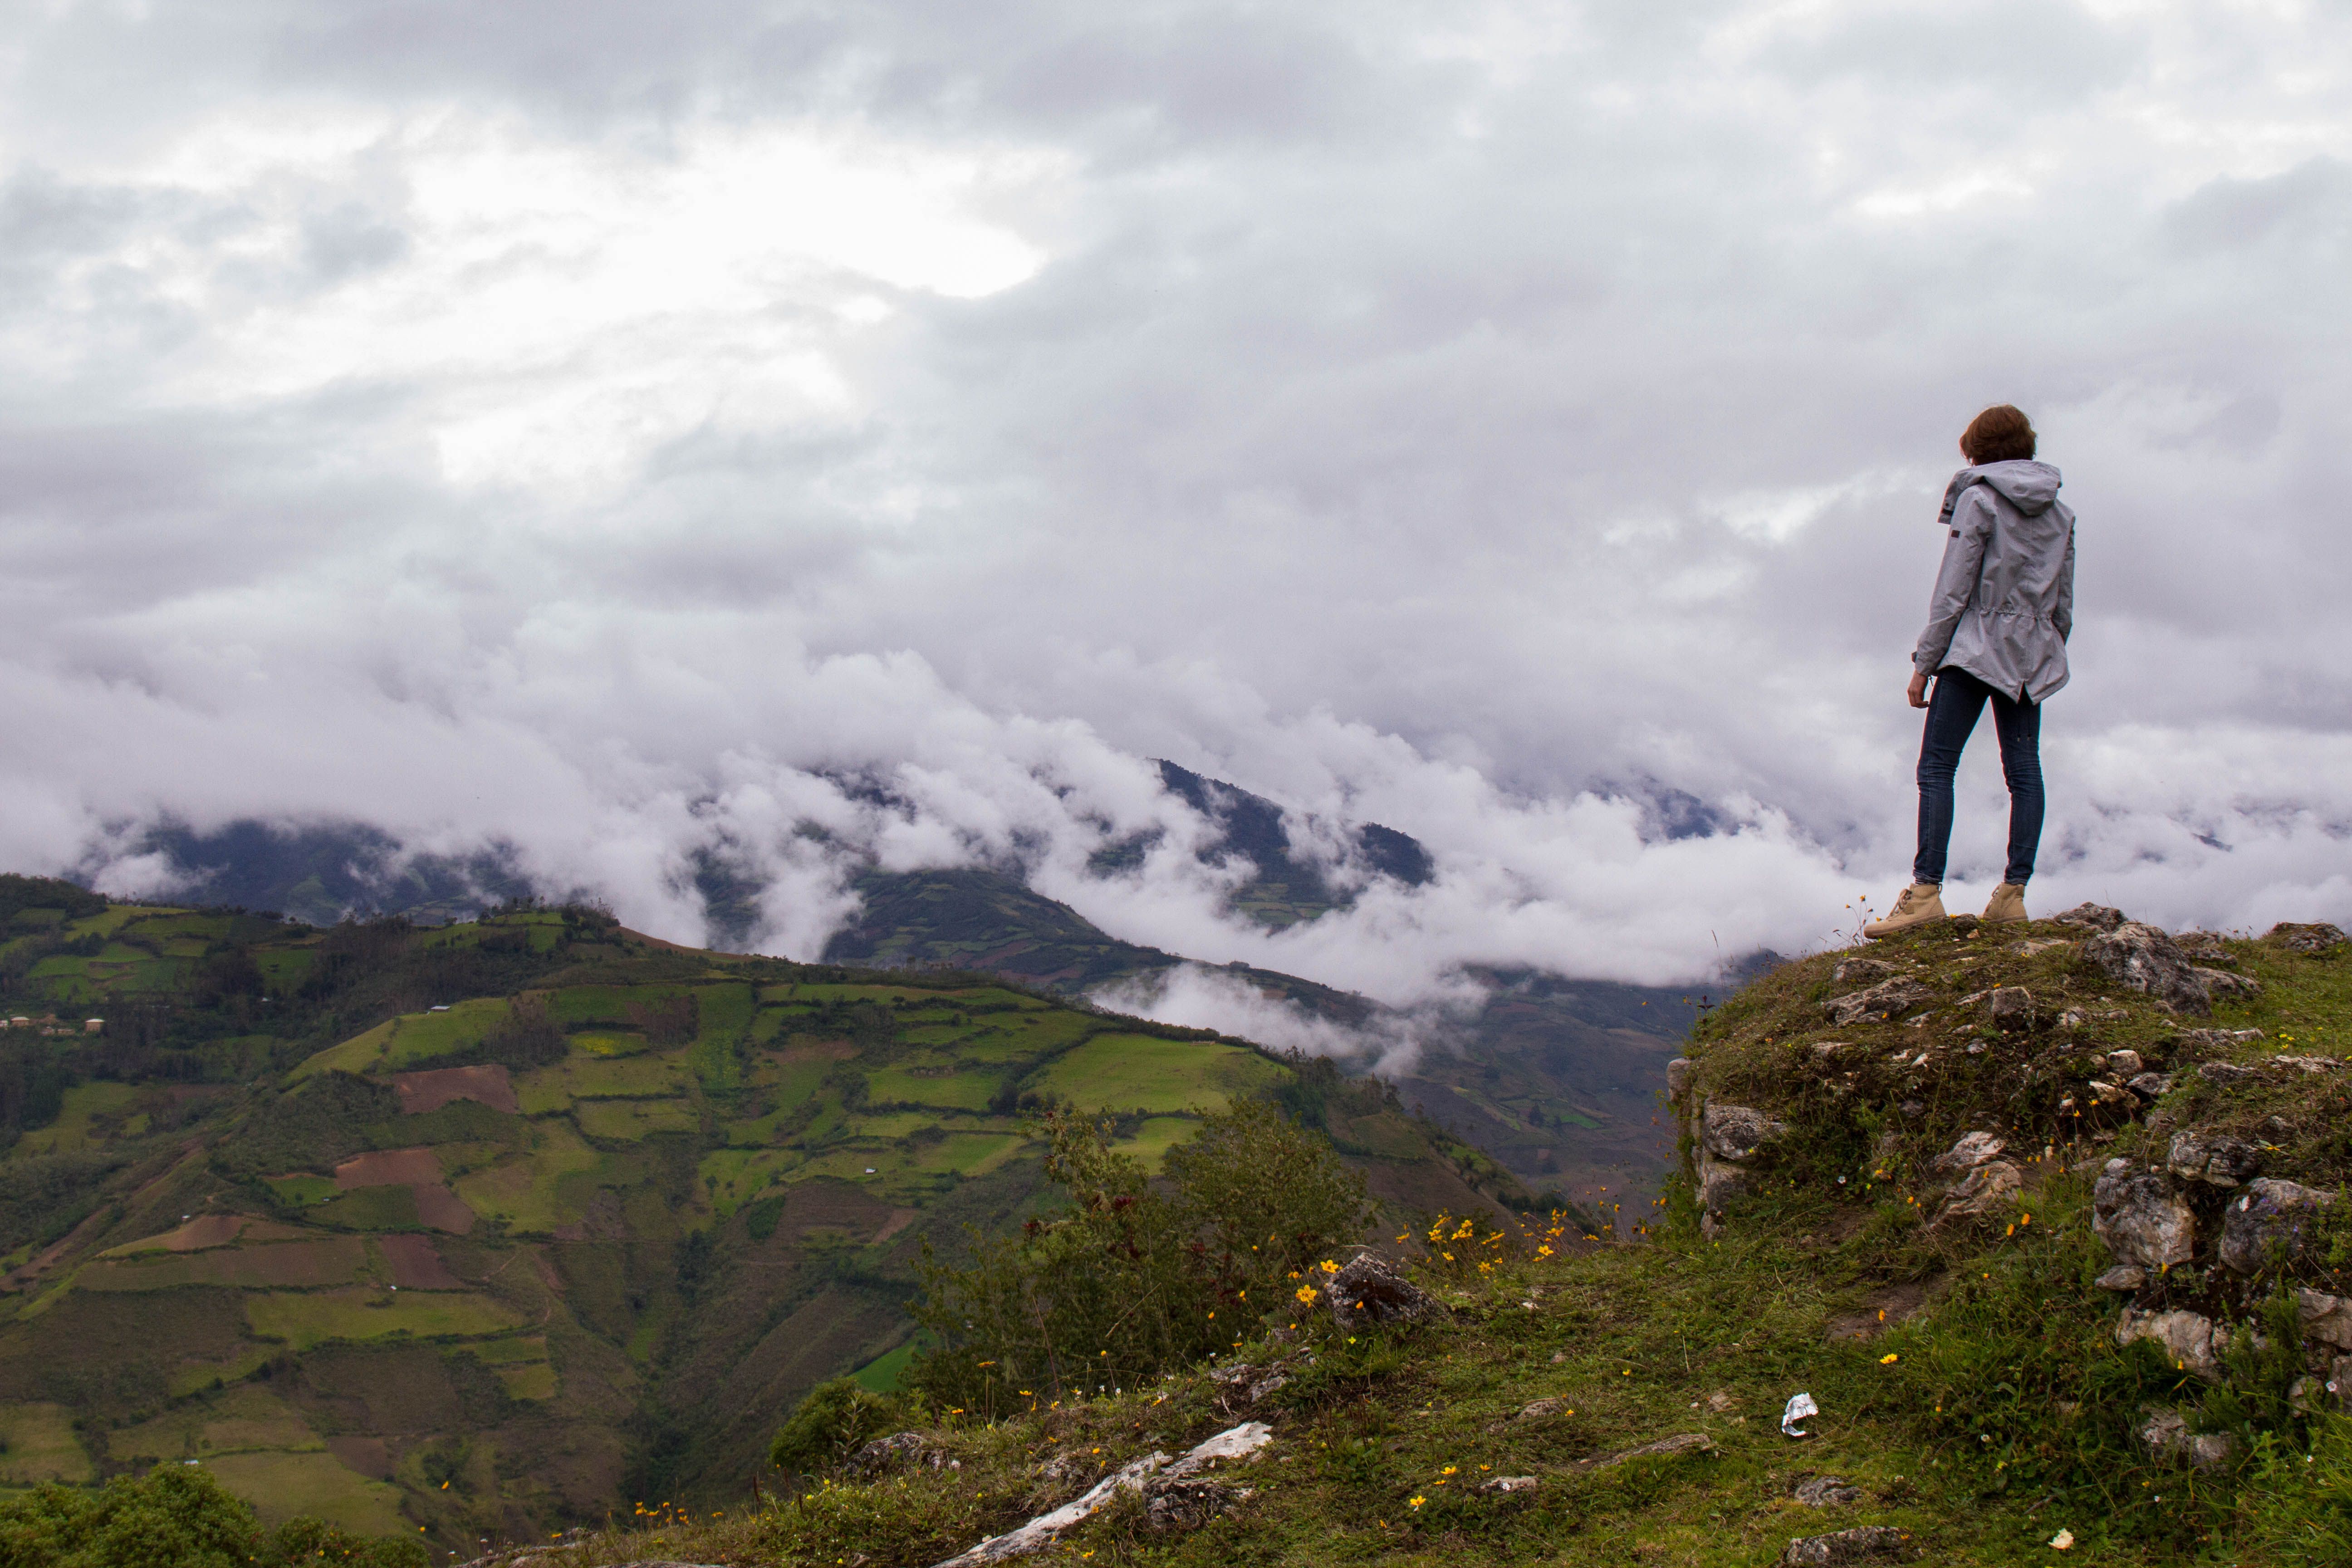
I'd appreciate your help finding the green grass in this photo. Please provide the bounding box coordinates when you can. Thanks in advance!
[0,1402,93,1485]
[1108,1114,1199,1172]
[14,1081,140,1155]
[245,1287,527,1350]
[495,1361,558,1399]
[867,1060,1000,1111]
[451,1120,602,1232]
[575,1098,700,1141]
[290,997,510,1081]
[201,1449,413,1534]
[1032,1034,1284,1114]
[850,1341,918,1393]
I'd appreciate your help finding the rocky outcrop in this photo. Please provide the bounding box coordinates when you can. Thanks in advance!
[931,1422,1271,1567]
[1665,1058,1694,1101]
[1930,1132,2005,1176]
[1983,987,2035,1030]
[2267,921,2348,956]
[2092,1160,2195,1271]
[1822,978,1936,1027]
[1925,1132,2020,1228]
[2117,1307,2222,1382]
[1695,1102,1789,1221]
[2165,1130,2261,1189]
[2053,903,2126,932]
[2081,923,2212,1015]
[2295,1289,2352,1352]
[2136,1407,2236,1469]
[850,1431,954,1477]
[2219,1179,2334,1274]
[1318,1252,1442,1327]
[1781,1525,1915,1564]
[2195,967,2262,1001]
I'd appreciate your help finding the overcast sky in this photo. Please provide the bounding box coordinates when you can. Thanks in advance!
[4,0,2349,1002]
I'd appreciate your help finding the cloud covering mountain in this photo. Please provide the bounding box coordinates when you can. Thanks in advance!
[5,0,2351,1002]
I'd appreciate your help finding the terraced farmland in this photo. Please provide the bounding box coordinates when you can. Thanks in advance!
[0,876,1522,1550]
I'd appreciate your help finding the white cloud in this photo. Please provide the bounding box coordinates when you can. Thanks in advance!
[2,0,2351,1008]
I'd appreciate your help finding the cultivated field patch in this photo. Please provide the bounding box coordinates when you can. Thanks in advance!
[335,1147,443,1188]
[201,1449,412,1534]
[246,1286,526,1350]
[377,1233,465,1289]
[78,1236,370,1291]
[574,1098,698,1142]
[0,1401,92,1484]
[392,1063,518,1115]
[1031,1033,1282,1113]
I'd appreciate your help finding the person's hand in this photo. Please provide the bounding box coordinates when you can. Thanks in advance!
[1907,671,1930,709]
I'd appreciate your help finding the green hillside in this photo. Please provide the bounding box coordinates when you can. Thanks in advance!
[0,875,1528,1551]
[495,911,2352,1568]
[823,868,1702,1206]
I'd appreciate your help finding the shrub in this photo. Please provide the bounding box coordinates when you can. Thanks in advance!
[904,1101,1368,1415]
[0,1466,426,1568]
[769,1378,914,1475]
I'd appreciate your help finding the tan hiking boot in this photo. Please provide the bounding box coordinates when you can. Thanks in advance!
[1862,883,1947,939]
[1982,883,2028,924]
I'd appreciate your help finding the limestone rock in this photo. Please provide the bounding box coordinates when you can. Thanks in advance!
[2274,1055,2342,1074]
[2127,1072,2174,1099]
[2219,1179,2334,1274]
[1930,1132,2006,1176]
[2197,1061,2256,1087]
[1696,1102,1788,1217]
[1665,1058,1694,1101]
[1984,987,2035,1030]
[1512,1397,1569,1422]
[2177,1027,2265,1055]
[1792,1475,1862,1507]
[2094,1264,2146,1291]
[1833,957,1900,986]
[2295,1289,2352,1352]
[1822,977,1936,1027]
[1319,1252,1441,1327]
[2266,921,2348,956]
[2175,931,2232,963]
[2054,903,2127,932]
[851,1432,948,1478]
[2082,922,2211,1015]
[2106,1049,2145,1076]
[1931,1161,2022,1227]
[2092,1160,2196,1270]
[2136,1407,2237,1469]
[1701,1102,1788,1162]
[1476,1475,1539,1494]
[1142,1476,1238,1531]
[2194,966,2262,1001]
[2166,1130,2261,1189]
[2118,1307,2222,1382]
[1780,1525,1915,1564]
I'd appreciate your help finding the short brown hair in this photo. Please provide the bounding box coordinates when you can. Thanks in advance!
[1961,405,2036,464]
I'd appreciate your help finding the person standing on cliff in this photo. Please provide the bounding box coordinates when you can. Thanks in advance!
[1864,405,2075,938]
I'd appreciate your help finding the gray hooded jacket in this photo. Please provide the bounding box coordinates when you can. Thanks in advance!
[1912,459,2075,704]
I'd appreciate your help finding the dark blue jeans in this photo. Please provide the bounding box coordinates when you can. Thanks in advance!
[1914,667,2043,887]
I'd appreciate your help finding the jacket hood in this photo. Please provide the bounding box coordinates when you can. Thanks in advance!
[1939,459,2063,524]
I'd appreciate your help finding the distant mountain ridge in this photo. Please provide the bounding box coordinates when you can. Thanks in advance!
[63,766,1726,1199]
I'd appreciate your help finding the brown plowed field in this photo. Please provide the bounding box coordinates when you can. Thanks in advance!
[377,1233,466,1289]
[79,1237,371,1291]
[392,1064,517,1114]
[410,1183,476,1235]
[333,1148,441,1188]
